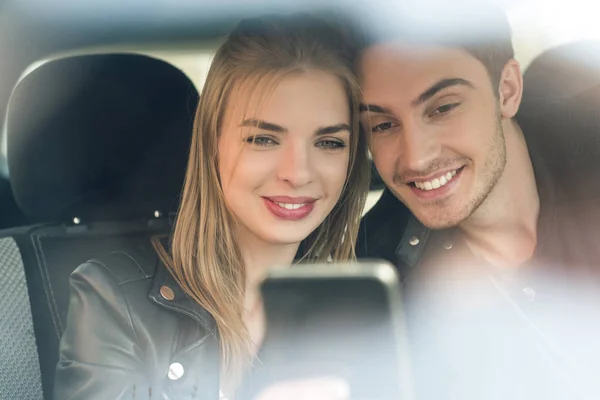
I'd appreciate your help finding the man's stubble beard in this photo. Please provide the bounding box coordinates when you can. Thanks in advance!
[394,113,507,230]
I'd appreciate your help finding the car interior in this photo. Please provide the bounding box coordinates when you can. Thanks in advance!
[2,0,600,399]
[2,52,198,398]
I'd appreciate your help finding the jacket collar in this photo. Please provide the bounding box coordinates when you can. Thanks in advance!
[148,256,218,337]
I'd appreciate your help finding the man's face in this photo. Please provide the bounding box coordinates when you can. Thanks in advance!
[358,42,507,229]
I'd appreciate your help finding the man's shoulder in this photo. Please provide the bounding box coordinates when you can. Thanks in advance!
[356,188,411,262]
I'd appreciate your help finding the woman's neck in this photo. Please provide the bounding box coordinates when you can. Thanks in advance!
[237,232,300,293]
[236,227,300,357]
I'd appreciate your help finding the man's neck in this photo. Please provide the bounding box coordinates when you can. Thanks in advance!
[460,120,540,269]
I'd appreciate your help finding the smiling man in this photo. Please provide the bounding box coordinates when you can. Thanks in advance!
[354,5,600,400]
[356,7,536,270]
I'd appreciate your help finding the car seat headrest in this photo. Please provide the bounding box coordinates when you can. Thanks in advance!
[6,53,199,223]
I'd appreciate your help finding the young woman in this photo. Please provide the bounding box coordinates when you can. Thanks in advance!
[54,14,369,400]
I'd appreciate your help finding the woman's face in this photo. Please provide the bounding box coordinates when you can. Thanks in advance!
[218,69,351,247]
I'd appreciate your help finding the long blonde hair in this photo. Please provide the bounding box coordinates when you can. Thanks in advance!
[153,13,370,387]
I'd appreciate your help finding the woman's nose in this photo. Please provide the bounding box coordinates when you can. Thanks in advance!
[276,142,314,187]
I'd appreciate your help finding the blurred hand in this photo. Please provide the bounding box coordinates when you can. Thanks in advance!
[253,377,350,400]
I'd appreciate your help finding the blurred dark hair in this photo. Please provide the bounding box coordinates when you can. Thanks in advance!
[342,4,514,93]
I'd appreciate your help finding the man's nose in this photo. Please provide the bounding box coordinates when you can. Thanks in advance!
[277,142,314,187]
[397,122,441,173]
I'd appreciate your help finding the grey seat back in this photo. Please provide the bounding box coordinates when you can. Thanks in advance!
[0,237,43,400]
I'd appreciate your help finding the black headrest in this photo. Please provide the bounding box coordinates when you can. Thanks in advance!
[518,41,600,197]
[6,54,199,223]
[521,41,600,109]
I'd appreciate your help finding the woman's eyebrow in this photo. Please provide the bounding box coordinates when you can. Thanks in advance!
[316,123,351,135]
[239,119,286,132]
[240,119,350,135]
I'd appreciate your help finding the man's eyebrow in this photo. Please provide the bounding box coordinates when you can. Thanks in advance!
[411,78,474,107]
[316,123,351,135]
[359,104,390,114]
[359,78,473,114]
[239,119,286,132]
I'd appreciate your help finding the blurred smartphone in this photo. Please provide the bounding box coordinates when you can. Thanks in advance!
[239,261,414,400]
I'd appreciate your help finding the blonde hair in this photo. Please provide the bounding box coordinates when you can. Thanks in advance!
[153,14,370,388]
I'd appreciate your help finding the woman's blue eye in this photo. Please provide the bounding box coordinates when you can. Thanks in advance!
[246,136,276,146]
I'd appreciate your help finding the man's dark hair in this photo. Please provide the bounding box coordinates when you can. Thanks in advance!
[342,4,514,94]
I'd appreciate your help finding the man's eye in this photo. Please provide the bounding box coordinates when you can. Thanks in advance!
[245,135,277,146]
[372,122,395,133]
[432,103,460,116]
[316,140,347,150]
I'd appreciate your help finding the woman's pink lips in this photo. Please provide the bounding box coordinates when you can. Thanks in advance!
[264,196,317,204]
[262,197,316,221]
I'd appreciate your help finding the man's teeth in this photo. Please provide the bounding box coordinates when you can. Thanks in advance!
[275,202,306,210]
[414,170,458,191]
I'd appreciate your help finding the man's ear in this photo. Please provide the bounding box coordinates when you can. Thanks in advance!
[497,59,523,119]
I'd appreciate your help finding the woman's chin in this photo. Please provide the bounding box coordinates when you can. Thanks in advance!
[259,231,311,247]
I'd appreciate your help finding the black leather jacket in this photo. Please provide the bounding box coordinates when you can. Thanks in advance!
[54,249,221,400]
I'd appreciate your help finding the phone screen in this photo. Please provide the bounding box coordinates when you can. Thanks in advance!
[238,263,412,400]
